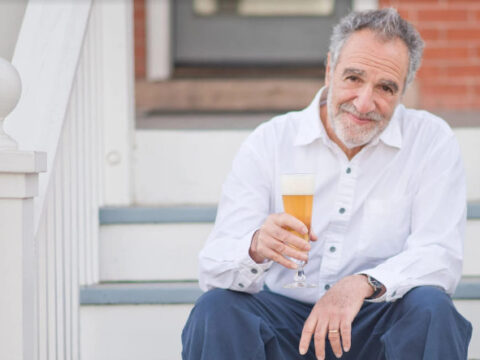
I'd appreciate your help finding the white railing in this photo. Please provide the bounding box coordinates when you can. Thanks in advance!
[0,0,135,359]
[34,5,103,359]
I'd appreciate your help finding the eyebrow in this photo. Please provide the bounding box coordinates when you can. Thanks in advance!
[379,79,399,93]
[342,67,399,93]
[343,68,365,77]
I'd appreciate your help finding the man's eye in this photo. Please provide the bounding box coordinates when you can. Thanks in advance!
[346,76,359,82]
[382,85,393,94]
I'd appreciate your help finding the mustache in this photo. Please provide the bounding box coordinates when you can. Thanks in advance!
[339,103,384,122]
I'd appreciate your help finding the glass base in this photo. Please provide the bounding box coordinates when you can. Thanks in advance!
[283,281,317,289]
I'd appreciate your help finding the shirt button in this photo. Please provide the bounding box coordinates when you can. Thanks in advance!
[238,283,244,288]
[346,167,351,174]
[324,284,330,290]
[339,208,346,214]
[329,246,336,253]
[251,268,258,274]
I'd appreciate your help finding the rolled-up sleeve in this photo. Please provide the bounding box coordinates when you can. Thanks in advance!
[361,133,466,302]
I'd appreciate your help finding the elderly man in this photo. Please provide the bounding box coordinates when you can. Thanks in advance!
[182,8,472,360]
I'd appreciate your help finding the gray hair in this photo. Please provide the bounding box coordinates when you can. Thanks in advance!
[329,8,424,89]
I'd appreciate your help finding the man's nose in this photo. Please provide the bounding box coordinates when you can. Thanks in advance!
[353,86,375,114]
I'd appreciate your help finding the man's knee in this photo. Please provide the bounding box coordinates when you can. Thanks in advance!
[400,286,454,318]
[190,288,250,323]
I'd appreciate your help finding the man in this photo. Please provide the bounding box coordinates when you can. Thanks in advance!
[182,8,472,360]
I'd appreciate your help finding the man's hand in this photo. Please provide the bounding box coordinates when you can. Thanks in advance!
[249,213,318,269]
[299,275,374,359]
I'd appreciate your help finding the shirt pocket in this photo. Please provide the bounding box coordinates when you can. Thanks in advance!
[357,196,412,259]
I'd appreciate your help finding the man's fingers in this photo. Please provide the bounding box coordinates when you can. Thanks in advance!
[340,321,352,352]
[309,230,318,242]
[261,247,297,269]
[277,213,309,237]
[281,243,309,262]
[313,322,328,360]
[327,320,343,359]
[263,233,307,263]
[266,223,310,253]
[299,315,317,355]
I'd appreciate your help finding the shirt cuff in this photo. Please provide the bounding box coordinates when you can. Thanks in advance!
[230,229,273,292]
[355,268,400,302]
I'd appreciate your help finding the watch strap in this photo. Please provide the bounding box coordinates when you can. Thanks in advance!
[362,274,384,300]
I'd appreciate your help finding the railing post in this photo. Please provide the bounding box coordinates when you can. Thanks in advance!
[0,57,46,360]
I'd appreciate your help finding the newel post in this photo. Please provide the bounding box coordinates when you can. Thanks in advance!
[0,57,46,359]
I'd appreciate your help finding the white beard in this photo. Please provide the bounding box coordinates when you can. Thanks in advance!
[326,89,389,149]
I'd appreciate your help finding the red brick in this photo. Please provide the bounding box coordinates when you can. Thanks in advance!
[417,9,468,22]
[394,7,415,21]
[135,25,146,38]
[417,27,441,41]
[446,28,480,41]
[134,0,146,80]
[417,65,445,78]
[446,65,480,77]
[386,0,440,3]
[421,82,469,96]
[421,96,474,110]
[423,46,470,60]
[135,38,146,47]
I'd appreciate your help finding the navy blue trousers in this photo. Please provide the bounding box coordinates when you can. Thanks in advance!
[182,286,472,360]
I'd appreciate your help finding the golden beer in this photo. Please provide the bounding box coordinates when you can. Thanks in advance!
[282,194,313,244]
[281,174,315,247]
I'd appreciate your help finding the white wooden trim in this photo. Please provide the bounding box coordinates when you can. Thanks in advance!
[98,0,134,206]
[352,0,379,11]
[5,0,92,231]
[146,0,172,80]
[0,151,45,360]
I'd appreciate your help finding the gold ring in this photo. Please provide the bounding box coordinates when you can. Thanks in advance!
[328,329,339,333]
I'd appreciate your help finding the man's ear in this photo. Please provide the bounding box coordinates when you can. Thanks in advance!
[325,52,331,87]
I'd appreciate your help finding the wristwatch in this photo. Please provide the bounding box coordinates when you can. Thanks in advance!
[362,274,384,299]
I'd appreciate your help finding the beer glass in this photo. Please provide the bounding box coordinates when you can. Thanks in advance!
[281,173,317,288]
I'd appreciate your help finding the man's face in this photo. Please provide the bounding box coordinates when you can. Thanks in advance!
[325,29,409,149]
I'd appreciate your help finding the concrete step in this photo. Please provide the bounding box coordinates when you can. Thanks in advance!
[133,127,480,205]
[99,204,480,282]
[79,279,480,360]
[135,78,323,113]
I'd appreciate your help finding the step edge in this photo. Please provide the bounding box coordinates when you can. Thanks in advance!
[99,205,217,225]
[80,278,480,305]
[99,202,480,225]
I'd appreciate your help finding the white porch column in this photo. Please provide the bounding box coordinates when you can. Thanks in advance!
[0,58,46,360]
[99,0,135,205]
[146,0,172,80]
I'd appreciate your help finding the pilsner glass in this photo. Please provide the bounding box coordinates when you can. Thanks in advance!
[281,173,316,288]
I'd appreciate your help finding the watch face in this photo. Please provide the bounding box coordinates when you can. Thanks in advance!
[370,277,382,287]
[368,276,382,290]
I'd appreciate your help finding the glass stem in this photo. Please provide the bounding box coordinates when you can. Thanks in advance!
[294,260,306,283]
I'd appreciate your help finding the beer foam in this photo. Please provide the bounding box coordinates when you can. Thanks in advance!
[281,174,315,195]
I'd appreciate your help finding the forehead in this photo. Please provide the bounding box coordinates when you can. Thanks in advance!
[335,29,409,87]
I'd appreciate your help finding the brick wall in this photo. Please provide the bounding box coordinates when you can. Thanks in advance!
[134,0,146,79]
[133,1,480,110]
[380,0,480,110]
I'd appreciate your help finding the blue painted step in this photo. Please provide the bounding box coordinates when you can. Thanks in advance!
[99,202,480,225]
[81,277,480,305]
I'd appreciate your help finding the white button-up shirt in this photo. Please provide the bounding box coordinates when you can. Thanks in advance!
[199,87,466,304]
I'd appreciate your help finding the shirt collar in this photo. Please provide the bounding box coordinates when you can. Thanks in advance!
[293,87,327,146]
[294,86,403,149]
[376,104,403,149]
